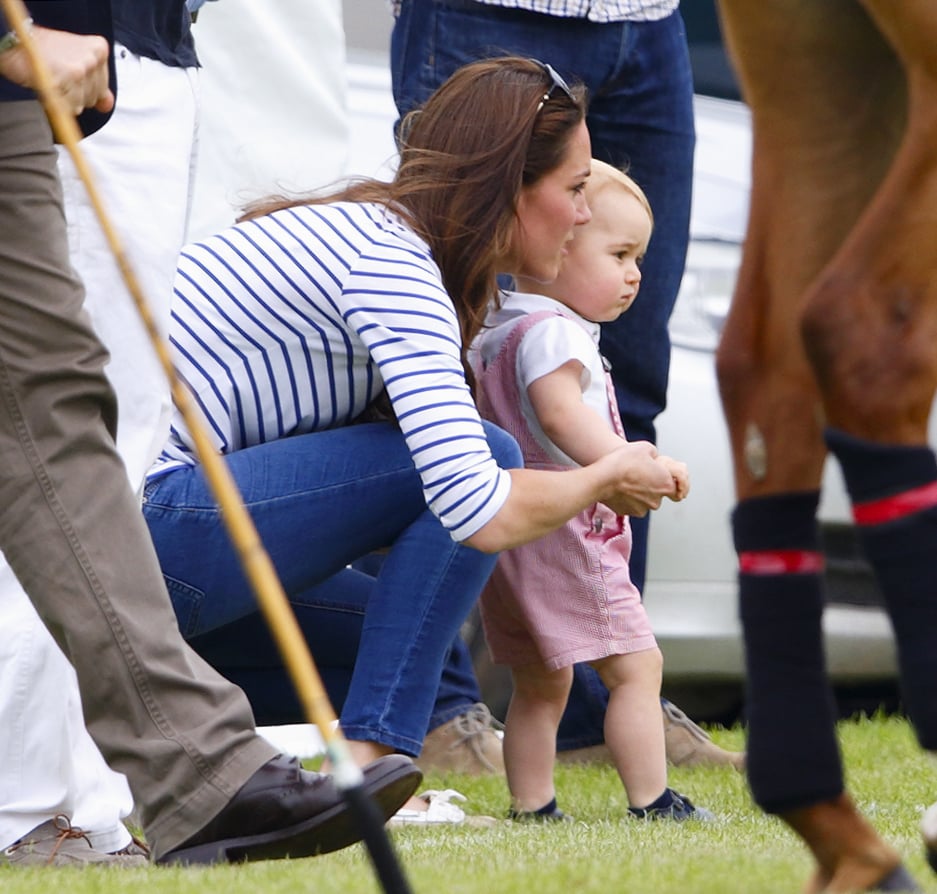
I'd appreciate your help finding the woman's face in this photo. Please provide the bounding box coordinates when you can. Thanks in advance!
[503,120,593,284]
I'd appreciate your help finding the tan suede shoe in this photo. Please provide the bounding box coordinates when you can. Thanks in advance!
[3,816,148,867]
[557,700,746,771]
[417,703,505,776]
[661,700,746,771]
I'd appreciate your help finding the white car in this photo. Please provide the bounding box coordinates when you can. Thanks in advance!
[343,6,901,722]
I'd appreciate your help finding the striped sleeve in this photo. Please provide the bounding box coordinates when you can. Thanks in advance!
[157,202,512,542]
[335,208,512,541]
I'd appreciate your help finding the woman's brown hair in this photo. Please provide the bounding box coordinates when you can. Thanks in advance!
[240,56,586,384]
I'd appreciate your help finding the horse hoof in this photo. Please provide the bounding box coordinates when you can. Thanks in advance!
[870,863,921,892]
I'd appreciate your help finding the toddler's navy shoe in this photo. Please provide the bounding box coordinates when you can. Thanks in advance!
[508,797,574,823]
[629,788,715,823]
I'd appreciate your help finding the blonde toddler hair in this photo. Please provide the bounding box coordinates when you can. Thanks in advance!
[586,159,654,230]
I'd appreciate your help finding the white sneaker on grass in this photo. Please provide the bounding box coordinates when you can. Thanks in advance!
[388,789,499,828]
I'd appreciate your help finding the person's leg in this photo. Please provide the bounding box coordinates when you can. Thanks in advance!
[350,555,504,773]
[194,572,506,791]
[428,634,483,728]
[555,663,611,752]
[419,636,505,775]
[592,650,666,808]
[0,50,202,861]
[58,50,198,489]
[0,569,135,854]
[144,420,519,757]
[349,553,487,734]
[0,101,422,865]
[562,16,741,765]
[322,460,508,757]
[189,568,369,724]
[395,0,607,753]
[503,662,572,814]
[188,0,347,240]
[0,101,282,861]
[192,573,505,774]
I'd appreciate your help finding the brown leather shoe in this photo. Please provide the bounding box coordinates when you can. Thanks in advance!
[418,704,505,776]
[157,753,421,865]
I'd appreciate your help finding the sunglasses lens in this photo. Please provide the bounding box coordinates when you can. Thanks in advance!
[533,59,574,105]
[544,63,573,101]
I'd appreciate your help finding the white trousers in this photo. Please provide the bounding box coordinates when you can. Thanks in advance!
[186,0,347,240]
[0,49,198,852]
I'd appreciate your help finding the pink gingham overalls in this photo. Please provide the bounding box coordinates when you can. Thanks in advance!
[475,310,658,671]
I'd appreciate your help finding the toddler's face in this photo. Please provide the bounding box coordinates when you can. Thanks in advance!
[551,188,652,323]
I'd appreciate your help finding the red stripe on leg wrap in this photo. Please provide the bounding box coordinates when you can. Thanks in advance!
[738,550,825,575]
[852,480,937,526]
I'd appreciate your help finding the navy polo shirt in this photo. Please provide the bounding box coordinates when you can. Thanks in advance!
[114,0,197,68]
[0,1,115,135]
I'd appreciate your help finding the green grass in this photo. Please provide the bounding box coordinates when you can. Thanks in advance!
[2,714,935,893]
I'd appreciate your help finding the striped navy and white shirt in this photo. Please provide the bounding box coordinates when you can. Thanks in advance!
[151,201,512,542]
[387,0,679,23]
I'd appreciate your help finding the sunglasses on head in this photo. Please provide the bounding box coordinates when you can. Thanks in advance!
[532,59,575,113]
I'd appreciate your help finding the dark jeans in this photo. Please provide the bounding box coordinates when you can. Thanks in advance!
[188,561,485,733]
[392,0,696,747]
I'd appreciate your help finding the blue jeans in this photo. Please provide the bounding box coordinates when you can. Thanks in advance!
[142,421,520,755]
[185,566,482,731]
[392,0,696,748]
[351,552,484,730]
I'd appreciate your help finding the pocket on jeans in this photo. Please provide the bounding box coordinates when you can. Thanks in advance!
[142,477,163,505]
[163,575,204,638]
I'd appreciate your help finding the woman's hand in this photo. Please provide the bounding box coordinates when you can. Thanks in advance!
[0,26,114,115]
[466,439,681,553]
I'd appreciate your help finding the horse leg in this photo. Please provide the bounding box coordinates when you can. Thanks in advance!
[790,796,919,894]
[802,0,937,880]
[715,1,915,890]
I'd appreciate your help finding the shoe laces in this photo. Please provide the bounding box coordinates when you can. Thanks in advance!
[661,699,711,743]
[454,703,503,734]
[7,814,92,865]
[669,791,717,822]
[450,704,504,770]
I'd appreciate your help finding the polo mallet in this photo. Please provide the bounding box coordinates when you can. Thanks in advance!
[0,2,413,889]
